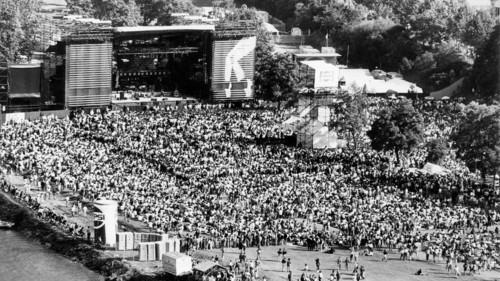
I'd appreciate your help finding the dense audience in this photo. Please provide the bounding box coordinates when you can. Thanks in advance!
[0,99,499,280]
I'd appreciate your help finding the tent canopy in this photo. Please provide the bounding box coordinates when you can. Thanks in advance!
[422,163,451,175]
[262,22,279,35]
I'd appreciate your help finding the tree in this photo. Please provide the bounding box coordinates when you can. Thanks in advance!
[452,103,500,180]
[137,0,195,26]
[367,100,424,164]
[333,91,370,150]
[0,0,43,62]
[425,138,448,164]
[468,25,500,103]
[462,9,495,49]
[92,0,142,26]
[254,34,298,106]
[66,0,95,16]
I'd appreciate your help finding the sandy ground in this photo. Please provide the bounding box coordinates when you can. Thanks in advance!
[198,245,500,281]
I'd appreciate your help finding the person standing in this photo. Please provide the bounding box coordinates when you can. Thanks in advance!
[282,256,287,272]
[382,249,388,262]
[316,258,321,271]
[287,258,291,272]
[71,204,77,216]
[454,264,461,278]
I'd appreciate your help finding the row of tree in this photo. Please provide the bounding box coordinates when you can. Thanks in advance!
[66,0,196,26]
[0,0,45,62]
[336,93,500,180]
[0,0,200,61]
[236,0,498,101]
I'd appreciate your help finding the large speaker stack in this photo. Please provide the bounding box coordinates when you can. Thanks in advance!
[64,30,113,108]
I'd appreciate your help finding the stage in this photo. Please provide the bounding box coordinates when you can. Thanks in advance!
[111,94,197,110]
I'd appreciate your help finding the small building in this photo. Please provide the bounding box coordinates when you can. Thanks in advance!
[262,22,280,37]
[162,252,192,276]
[300,60,340,90]
[193,261,231,281]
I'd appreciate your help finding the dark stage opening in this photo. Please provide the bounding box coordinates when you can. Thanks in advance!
[113,28,212,98]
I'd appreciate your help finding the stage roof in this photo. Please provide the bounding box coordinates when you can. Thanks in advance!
[114,25,215,35]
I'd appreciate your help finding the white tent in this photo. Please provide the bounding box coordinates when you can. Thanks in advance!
[262,22,280,36]
[283,115,303,124]
[421,163,451,175]
[339,68,423,94]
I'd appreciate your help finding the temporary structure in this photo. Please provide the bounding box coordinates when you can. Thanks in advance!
[162,252,192,276]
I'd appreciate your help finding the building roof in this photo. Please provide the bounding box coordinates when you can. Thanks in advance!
[262,22,279,34]
[114,25,215,34]
[301,60,338,72]
[296,53,341,59]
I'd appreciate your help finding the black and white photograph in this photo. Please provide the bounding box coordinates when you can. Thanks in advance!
[0,0,500,281]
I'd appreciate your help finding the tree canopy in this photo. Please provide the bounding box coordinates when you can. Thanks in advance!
[235,0,495,95]
[137,0,195,26]
[468,25,500,103]
[452,103,500,178]
[425,138,448,165]
[332,91,370,150]
[367,100,424,163]
[254,34,299,104]
[67,0,197,26]
[0,0,43,62]
[66,0,95,16]
[92,0,142,27]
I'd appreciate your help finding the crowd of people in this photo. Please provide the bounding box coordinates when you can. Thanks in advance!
[0,99,499,280]
[0,177,91,240]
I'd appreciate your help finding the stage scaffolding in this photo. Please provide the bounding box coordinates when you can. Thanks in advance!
[63,28,114,44]
[63,28,114,108]
[0,59,8,110]
[296,90,343,149]
[214,22,257,39]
